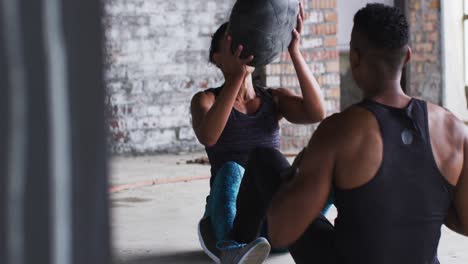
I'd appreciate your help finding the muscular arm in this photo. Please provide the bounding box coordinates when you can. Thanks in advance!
[286,50,326,123]
[266,117,337,248]
[190,76,243,147]
[273,2,325,124]
[446,135,468,236]
[271,75,325,124]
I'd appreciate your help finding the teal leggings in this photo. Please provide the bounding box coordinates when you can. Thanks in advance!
[205,160,334,245]
[205,162,245,242]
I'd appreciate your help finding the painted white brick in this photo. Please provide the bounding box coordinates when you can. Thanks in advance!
[128,130,146,143]
[309,63,326,74]
[266,76,281,87]
[140,130,176,150]
[110,93,132,105]
[122,118,139,130]
[306,11,325,24]
[106,0,334,154]
[179,127,196,141]
[146,106,161,116]
[206,2,216,11]
[302,37,324,49]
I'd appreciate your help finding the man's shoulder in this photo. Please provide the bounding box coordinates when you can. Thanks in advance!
[427,102,462,124]
[320,105,376,129]
[315,105,376,141]
[427,102,468,142]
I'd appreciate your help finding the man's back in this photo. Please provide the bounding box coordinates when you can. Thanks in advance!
[265,5,468,263]
[329,98,463,263]
[332,99,463,190]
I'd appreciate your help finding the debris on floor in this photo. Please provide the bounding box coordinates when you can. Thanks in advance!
[184,156,210,165]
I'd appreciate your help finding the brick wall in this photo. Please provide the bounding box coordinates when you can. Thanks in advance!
[104,0,235,154]
[406,0,442,104]
[265,0,340,151]
[104,0,339,154]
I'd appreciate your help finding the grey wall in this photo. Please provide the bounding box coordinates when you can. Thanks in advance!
[337,0,394,50]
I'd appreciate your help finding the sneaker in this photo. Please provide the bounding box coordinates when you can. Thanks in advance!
[218,237,271,264]
[198,216,221,263]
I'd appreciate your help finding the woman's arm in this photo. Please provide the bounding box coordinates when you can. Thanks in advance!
[273,1,326,124]
[191,74,243,147]
[191,36,254,147]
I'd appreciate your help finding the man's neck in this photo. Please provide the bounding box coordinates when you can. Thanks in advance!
[363,80,411,108]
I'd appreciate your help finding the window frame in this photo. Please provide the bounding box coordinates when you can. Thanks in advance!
[464,0,468,89]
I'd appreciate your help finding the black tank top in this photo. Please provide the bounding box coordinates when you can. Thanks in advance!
[205,85,280,185]
[333,99,455,264]
[206,86,280,183]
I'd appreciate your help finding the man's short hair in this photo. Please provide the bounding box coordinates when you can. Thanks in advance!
[354,4,409,50]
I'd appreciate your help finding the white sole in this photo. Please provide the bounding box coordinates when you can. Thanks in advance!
[238,239,271,264]
[198,220,221,264]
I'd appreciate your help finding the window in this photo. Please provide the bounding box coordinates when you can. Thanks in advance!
[464,0,468,87]
[443,0,468,120]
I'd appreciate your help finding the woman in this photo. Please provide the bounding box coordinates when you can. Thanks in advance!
[191,3,326,263]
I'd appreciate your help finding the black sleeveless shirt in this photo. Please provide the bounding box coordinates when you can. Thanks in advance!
[205,86,280,185]
[333,99,455,264]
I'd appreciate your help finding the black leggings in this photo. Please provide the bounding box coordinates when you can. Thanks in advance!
[232,147,335,264]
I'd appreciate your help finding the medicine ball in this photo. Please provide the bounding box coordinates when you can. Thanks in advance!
[228,0,299,67]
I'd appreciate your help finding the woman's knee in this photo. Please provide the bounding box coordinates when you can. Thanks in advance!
[249,147,289,170]
[218,161,244,175]
[215,162,245,185]
[249,147,282,163]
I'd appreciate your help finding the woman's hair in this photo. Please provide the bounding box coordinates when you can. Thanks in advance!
[209,22,229,64]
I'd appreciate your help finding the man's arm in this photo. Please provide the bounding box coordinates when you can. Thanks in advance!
[445,206,466,235]
[266,116,337,248]
[446,135,468,236]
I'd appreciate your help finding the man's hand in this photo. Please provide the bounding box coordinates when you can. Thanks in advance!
[280,148,306,181]
[291,148,306,169]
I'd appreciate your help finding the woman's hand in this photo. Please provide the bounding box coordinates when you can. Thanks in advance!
[277,1,325,124]
[288,1,305,54]
[218,34,254,82]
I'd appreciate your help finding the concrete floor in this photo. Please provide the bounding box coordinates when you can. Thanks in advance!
[112,180,294,264]
[111,153,211,186]
[111,154,468,264]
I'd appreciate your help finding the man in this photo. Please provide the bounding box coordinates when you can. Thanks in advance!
[229,3,468,264]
